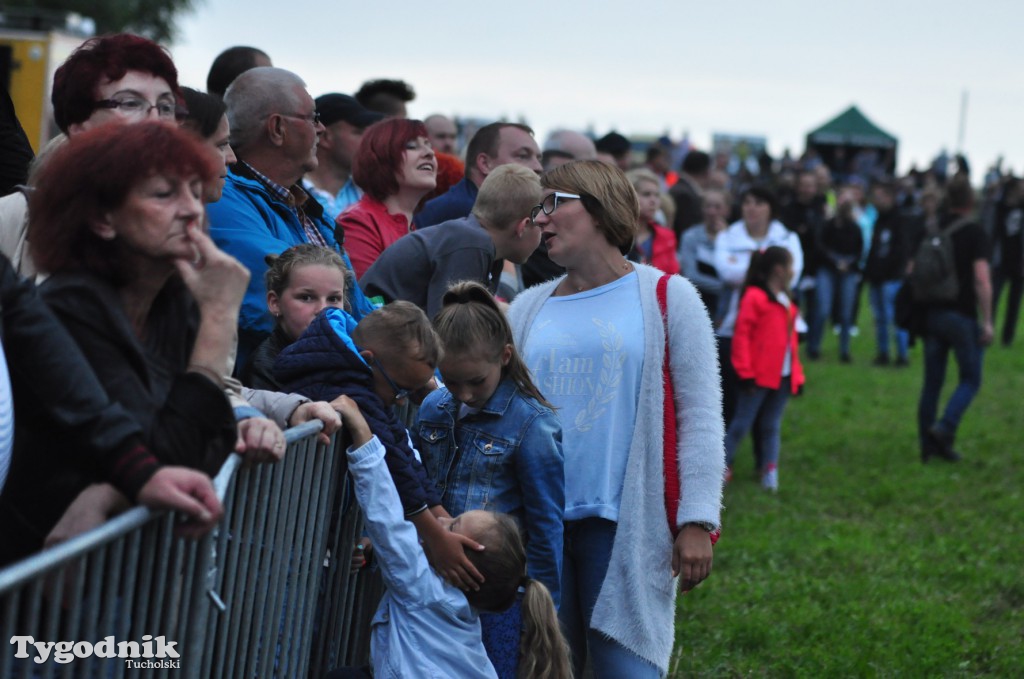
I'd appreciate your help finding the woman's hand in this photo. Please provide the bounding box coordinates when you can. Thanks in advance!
[137,467,223,539]
[44,484,129,548]
[672,524,714,592]
[236,417,287,464]
[173,224,249,316]
[289,401,343,445]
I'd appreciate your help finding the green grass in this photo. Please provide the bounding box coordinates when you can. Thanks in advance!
[672,310,1024,677]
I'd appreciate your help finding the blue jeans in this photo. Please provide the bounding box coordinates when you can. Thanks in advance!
[811,269,860,356]
[724,377,792,469]
[869,280,909,360]
[917,309,984,447]
[560,519,662,679]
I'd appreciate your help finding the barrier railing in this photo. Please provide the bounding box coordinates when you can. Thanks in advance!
[0,421,381,678]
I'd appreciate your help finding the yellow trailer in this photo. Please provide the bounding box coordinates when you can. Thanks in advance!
[1,28,88,153]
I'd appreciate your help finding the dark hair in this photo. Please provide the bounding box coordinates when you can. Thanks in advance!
[681,150,711,175]
[741,185,778,220]
[743,245,793,293]
[595,131,631,158]
[352,118,430,202]
[355,79,416,116]
[352,300,443,367]
[179,87,227,139]
[433,282,553,410]
[463,512,572,679]
[28,121,218,284]
[945,176,975,212]
[51,34,179,134]
[206,46,270,99]
[465,122,536,177]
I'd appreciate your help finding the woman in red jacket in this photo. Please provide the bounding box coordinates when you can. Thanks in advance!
[725,246,805,491]
[625,169,679,274]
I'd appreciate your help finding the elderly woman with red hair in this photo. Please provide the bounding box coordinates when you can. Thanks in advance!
[336,118,437,279]
[0,122,258,560]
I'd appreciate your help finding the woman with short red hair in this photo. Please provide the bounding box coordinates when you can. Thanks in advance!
[336,118,437,279]
[0,122,253,558]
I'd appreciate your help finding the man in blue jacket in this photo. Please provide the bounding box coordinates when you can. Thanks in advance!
[207,67,374,366]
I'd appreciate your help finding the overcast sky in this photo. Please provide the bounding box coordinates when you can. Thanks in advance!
[169,0,1023,179]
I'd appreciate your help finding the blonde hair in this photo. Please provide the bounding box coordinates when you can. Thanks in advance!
[463,513,572,679]
[542,159,638,252]
[472,164,542,230]
[352,300,444,367]
[263,244,351,314]
[433,281,553,409]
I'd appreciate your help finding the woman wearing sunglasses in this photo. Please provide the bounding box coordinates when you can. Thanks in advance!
[509,160,724,678]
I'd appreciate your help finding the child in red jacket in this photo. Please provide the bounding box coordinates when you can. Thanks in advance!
[725,246,805,491]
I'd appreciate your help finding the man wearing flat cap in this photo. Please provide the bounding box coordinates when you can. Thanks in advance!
[303,93,384,221]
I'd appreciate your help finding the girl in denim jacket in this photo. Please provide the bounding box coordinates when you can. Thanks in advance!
[414,281,565,679]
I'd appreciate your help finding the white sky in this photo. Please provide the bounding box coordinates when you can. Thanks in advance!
[169,0,1024,179]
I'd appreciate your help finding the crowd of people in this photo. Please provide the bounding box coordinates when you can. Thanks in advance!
[0,30,1012,679]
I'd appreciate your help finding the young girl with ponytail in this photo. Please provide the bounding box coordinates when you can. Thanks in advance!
[414,281,567,679]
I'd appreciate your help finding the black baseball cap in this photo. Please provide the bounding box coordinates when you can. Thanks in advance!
[315,93,384,128]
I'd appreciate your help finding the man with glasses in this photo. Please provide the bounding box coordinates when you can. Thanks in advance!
[206,67,375,367]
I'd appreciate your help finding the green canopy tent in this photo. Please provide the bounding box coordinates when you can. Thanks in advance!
[805,105,898,178]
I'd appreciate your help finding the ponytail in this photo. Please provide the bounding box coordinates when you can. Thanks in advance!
[434,281,555,409]
[743,245,792,295]
[518,578,573,679]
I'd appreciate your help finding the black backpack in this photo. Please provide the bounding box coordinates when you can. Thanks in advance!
[910,217,972,303]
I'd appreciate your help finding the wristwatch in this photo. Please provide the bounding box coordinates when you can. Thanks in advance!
[681,521,715,533]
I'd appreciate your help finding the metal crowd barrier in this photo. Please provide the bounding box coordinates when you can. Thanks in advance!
[0,421,382,678]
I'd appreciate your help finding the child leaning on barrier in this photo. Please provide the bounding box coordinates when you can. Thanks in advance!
[413,281,564,679]
[325,395,571,679]
[275,301,488,590]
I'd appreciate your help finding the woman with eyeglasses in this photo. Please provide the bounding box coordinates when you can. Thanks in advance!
[336,118,437,279]
[509,160,724,678]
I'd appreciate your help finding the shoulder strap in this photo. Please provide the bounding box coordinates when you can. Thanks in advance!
[940,216,974,238]
[657,274,681,537]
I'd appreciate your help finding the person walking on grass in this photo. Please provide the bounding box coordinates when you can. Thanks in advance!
[724,246,805,491]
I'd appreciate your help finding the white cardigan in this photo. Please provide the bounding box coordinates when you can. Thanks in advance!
[509,263,724,673]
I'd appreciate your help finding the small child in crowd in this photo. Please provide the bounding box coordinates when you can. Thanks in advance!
[414,281,564,678]
[242,244,350,390]
[325,395,570,679]
[725,246,805,491]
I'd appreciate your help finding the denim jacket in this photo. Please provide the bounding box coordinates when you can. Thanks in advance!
[413,377,565,605]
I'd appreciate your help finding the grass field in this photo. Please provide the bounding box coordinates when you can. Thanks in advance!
[672,311,1024,677]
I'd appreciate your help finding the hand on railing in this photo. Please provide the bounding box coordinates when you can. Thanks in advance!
[236,417,287,463]
[137,467,224,539]
[44,483,129,549]
[290,401,343,445]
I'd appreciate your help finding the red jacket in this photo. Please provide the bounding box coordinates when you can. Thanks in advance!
[731,286,805,394]
[637,221,680,275]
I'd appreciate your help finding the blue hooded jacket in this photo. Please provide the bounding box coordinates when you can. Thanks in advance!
[274,308,439,516]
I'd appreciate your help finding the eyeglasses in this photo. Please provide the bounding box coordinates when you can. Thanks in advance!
[530,191,581,223]
[94,96,179,121]
[372,357,411,403]
[281,111,322,126]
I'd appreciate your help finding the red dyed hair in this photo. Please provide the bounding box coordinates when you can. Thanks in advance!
[421,151,465,204]
[51,33,180,134]
[352,118,429,202]
[29,121,218,284]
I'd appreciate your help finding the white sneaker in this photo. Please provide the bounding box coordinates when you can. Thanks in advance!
[761,464,778,492]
